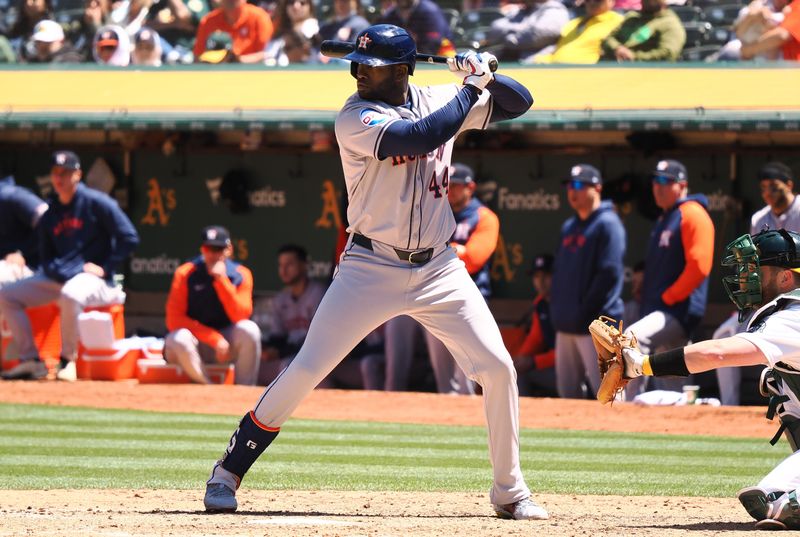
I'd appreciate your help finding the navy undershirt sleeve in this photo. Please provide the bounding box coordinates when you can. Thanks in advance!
[488,74,534,123]
[377,86,480,159]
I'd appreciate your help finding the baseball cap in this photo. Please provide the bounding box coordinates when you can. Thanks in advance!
[51,150,81,171]
[562,164,602,185]
[450,163,474,185]
[528,253,554,274]
[651,159,688,184]
[758,161,794,183]
[96,28,120,48]
[199,31,234,63]
[135,27,158,48]
[31,20,64,43]
[201,225,231,248]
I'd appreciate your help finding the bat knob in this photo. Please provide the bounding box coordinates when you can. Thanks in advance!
[488,58,498,73]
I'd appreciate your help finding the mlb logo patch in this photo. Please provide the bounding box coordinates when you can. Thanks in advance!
[359,108,388,127]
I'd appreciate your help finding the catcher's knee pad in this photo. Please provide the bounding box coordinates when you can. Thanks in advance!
[219,411,279,479]
[762,366,800,452]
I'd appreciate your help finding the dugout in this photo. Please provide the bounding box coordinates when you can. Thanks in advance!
[1,63,798,400]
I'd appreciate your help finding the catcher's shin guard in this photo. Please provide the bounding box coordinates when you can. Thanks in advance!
[218,411,280,481]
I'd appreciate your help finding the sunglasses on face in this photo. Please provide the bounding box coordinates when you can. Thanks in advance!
[652,175,679,185]
[566,180,590,190]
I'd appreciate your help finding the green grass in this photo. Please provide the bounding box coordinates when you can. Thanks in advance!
[0,403,786,497]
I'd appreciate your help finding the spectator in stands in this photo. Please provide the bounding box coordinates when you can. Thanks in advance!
[530,0,623,64]
[378,0,452,55]
[716,0,788,61]
[384,164,498,394]
[550,164,625,399]
[600,0,686,62]
[0,37,16,62]
[0,150,139,382]
[484,0,570,62]
[25,19,85,62]
[512,254,557,398]
[264,0,318,65]
[145,0,209,59]
[193,0,273,63]
[623,159,714,400]
[109,0,154,38]
[164,226,261,385]
[69,0,112,60]
[259,244,326,385]
[752,161,800,233]
[741,0,800,61]
[132,26,163,64]
[0,175,47,289]
[92,25,131,65]
[8,0,54,42]
[316,0,369,45]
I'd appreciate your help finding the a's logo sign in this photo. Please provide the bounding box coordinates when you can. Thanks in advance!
[246,440,258,449]
[359,108,388,127]
[140,178,176,226]
[358,35,371,49]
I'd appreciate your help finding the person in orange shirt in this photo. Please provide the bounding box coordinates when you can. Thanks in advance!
[193,0,273,63]
[165,225,261,384]
[623,159,715,400]
[512,254,557,397]
[741,0,800,60]
[383,163,500,394]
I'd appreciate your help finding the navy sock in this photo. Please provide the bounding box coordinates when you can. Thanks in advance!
[219,411,280,481]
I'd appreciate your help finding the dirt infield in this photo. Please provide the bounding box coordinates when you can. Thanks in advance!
[0,381,779,536]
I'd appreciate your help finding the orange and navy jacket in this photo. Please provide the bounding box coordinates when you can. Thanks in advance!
[641,194,714,332]
[451,197,499,298]
[517,295,555,370]
[166,255,254,349]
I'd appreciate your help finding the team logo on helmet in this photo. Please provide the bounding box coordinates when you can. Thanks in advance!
[657,160,669,171]
[359,108,388,127]
[358,34,372,49]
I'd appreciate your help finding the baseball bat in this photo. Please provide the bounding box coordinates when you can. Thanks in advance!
[320,40,498,73]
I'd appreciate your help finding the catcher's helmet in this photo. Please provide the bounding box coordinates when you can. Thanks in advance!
[721,228,800,316]
[344,24,416,78]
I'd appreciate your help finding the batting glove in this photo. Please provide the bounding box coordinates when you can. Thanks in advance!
[458,52,497,92]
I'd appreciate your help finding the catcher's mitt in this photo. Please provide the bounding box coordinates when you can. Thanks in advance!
[589,316,638,404]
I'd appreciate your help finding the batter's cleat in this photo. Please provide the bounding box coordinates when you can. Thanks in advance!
[56,360,77,382]
[738,486,771,520]
[204,483,237,513]
[493,497,549,520]
[1,359,48,380]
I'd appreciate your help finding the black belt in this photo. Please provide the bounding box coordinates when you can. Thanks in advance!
[352,233,435,265]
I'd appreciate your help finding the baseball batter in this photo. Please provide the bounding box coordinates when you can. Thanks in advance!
[204,24,545,521]
[617,229,800,530]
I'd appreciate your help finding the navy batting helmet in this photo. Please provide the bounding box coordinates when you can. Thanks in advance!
[344,24,416,78]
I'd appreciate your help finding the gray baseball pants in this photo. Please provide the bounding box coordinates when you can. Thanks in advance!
[0,272,124,362]
[623,310,689,401]
[165,320,261,385]
[385,314,474,394]
[554,332,601,398]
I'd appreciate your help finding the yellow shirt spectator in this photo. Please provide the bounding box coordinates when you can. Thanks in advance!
[534,1,623,63]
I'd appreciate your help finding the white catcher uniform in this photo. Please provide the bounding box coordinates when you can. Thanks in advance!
[238,82,531,506]
[736,291,800,493]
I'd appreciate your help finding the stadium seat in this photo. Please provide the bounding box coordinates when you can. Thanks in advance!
[706,25,731,45]
[683,21,713,47]
[673,5,704,23]
[704,3,743,27]
[459,7,505,31]
[681,44,722,61]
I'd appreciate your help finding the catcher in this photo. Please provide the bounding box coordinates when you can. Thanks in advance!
[592,229,800,530]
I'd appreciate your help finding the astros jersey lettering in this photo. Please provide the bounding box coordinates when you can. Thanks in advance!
[335,84,492,250]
